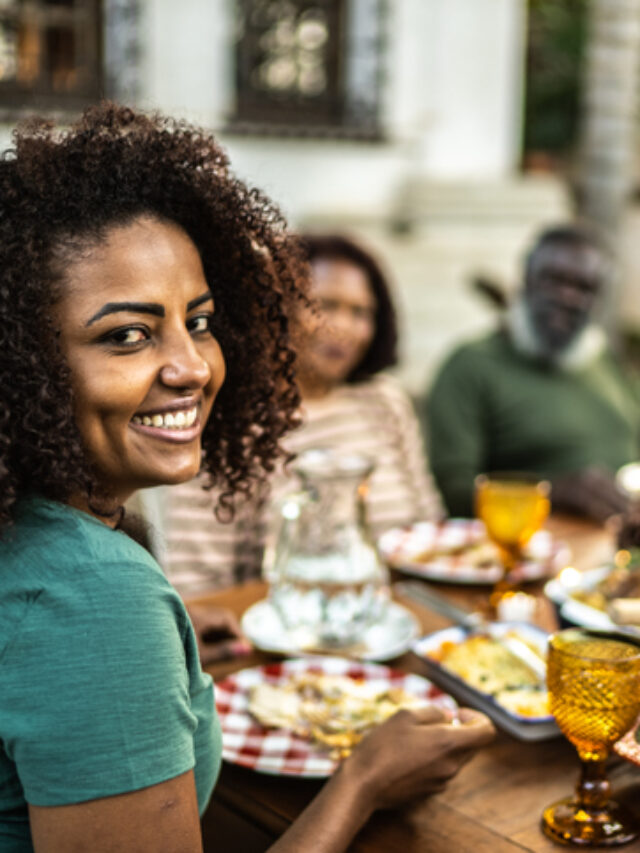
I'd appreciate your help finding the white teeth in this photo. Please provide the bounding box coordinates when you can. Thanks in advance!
[132,406,198,431]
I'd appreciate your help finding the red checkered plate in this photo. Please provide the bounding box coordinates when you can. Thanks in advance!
[214,656,457,777]
[378,520,569,585]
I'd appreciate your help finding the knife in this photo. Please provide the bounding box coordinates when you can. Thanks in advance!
[394,580,484,630]
[395,580,547,682]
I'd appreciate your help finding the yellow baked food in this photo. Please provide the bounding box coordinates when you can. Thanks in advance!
[426,633,549,718]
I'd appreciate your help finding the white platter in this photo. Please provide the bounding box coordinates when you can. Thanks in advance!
[241,598,420,662]
[544,567,640,635]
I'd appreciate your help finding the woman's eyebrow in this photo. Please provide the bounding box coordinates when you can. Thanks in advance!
[86,302,164,326]
[187,292,214,311]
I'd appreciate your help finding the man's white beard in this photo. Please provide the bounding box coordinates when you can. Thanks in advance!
[506,295,606,372]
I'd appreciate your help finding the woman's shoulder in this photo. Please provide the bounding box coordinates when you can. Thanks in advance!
[1,497,162,586]
[346,374,416,414]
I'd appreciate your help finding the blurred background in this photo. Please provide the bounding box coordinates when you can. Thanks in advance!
[0,0,639,396]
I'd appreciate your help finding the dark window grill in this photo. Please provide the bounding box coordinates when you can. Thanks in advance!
[0,0,102,113]
[230,0,387,140]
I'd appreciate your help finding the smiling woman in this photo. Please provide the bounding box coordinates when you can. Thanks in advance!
[55,216,226,503]
[0,104,494,853]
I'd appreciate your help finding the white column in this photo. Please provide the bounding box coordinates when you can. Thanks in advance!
[392,0,527,179]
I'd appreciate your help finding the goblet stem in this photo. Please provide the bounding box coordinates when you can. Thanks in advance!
[576,757,610,812]
[489,546,520,613]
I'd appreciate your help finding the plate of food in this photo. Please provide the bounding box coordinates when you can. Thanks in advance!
[214,656,457,777]
[378,520,569,585]
[411,622,559,741]
[544,554,640,635]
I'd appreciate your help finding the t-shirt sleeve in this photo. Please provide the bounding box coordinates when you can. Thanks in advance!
[1,558,202,807]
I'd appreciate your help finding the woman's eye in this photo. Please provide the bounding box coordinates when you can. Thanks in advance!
[352,306,375,321]
[105,327,148,346]
[188,314,214,334]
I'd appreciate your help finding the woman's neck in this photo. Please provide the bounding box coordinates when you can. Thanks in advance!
[296,371,336,401]
[67,493,125,528]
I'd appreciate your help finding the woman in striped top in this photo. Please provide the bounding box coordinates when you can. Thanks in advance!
[163,234,443,595]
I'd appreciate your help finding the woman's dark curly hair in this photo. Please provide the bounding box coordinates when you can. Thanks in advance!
[298,233,398,382]
[0,102,308,530]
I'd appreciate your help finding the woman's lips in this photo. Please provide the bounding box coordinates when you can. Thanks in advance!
[129,403,203,443]
[128,418,203,443]
[318,344,353,361]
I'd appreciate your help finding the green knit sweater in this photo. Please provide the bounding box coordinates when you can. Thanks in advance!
[426,330,640,517]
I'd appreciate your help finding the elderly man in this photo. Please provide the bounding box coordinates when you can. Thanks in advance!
[425,224,640,522]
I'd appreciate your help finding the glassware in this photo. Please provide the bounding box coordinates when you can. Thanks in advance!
[474,472,550,612]
[268,448,390,649]
[542,628,640,847]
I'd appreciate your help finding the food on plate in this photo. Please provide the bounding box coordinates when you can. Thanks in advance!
[424,632,549,718]
[410,541,499,568]
[608,598,640,626]
[570,549,640,625]
[248,672,429,759]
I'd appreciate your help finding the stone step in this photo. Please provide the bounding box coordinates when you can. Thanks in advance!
[393,176,572,227]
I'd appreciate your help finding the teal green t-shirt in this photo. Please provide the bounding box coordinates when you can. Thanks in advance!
[0,498,222,852]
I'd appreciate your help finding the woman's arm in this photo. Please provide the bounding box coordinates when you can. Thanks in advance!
[29,771,202,853]
[28,708,493,853]
[268,706,495,853]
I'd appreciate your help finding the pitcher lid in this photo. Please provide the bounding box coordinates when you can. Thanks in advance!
[294,448,374,480]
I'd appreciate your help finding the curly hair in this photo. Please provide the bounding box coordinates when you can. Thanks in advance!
[0,102,308,530]
[298,233,398,381]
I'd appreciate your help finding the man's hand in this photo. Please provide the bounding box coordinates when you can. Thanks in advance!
[551,467,629,523]
[184,603,251,665]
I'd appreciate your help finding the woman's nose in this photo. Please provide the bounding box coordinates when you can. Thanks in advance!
[160,334,214,389]
[326,307,354,337]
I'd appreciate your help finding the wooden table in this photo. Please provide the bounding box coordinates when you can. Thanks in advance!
[196,516,640,852]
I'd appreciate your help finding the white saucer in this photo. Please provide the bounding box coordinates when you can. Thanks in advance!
[241,599,420,662]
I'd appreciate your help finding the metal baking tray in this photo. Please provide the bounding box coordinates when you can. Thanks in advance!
[411,622,560,742]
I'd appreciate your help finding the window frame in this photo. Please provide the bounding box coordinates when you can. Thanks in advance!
[228,0,387,141]
[0,0,103,119]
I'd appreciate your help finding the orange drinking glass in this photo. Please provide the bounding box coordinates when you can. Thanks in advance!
[542,629,640,846]
[475,472,550,612]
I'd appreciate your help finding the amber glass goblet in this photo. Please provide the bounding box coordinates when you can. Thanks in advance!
[474,473,550,612]
[542,629,640,847]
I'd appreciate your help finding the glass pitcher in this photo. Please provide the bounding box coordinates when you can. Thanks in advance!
[268,448,390,649]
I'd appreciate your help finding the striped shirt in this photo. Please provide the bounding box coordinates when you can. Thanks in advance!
[164,375,443,595]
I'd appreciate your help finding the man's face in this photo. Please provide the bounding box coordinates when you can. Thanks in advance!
[524,241,606,353]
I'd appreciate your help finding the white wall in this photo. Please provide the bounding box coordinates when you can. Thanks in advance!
[139,0,234,125]
[421,0,527,178]
[133,0,527,222]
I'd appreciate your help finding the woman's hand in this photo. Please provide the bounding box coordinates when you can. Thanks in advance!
[184,603,251,665]
[343,705,495,810]
[268,705,495,853]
